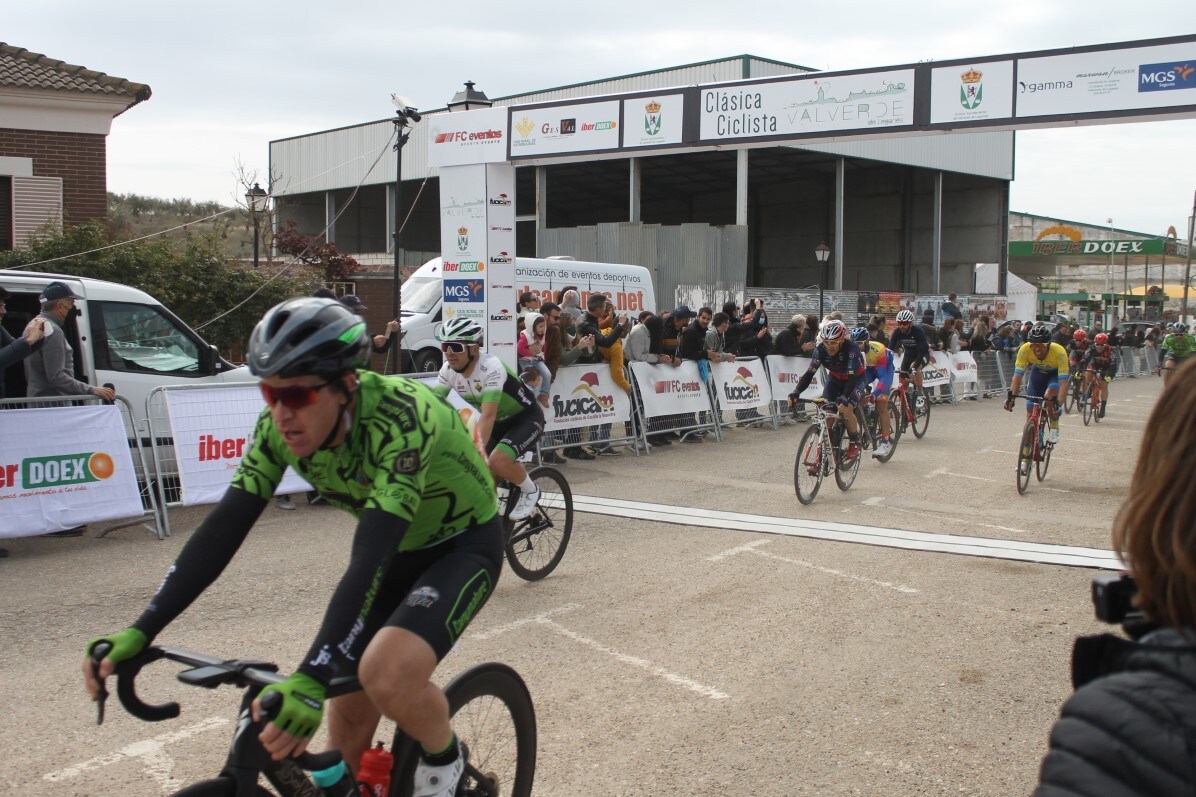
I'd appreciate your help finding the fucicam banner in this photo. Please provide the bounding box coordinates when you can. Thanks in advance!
[893,351,951,388]
[628,360,714,420]
[950,351,979,383]
[0,405,143,537]
[764,356,823,401]
[709,357,772,411]
[545,364,633,431]
[165,386,312,506]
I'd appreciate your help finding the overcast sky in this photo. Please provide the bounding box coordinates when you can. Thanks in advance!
[8,2,1196,236]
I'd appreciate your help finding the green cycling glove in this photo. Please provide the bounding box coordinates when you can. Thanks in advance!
[258,672,326,739]
[86,628,148,665]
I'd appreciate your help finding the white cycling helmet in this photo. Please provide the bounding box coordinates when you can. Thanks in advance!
[895,309,915,323]
[819,320,848,342]
[437,317,484,344]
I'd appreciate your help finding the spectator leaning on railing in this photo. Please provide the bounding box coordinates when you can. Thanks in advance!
[773,315,804,357]
[0,286,46,400]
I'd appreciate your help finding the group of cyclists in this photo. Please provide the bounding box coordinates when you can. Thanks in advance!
[79,292,1184,795]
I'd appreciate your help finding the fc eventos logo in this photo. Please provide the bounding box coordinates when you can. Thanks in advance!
[2,452,117,490]
[1139,61,1196,92]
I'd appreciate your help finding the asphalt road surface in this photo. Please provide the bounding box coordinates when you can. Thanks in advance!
[1,376,1161,796]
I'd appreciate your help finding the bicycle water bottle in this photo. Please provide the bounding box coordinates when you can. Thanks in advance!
[357,741,393,797]
[312,760,357,797]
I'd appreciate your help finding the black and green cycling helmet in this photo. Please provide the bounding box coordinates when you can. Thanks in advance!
[248,297,370,379]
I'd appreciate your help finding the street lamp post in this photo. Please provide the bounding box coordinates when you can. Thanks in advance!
[1105,217,1114,325]
[447,81,493,113]
[815,242,831,319]
[389,95,421,373]
[245,183,269,269]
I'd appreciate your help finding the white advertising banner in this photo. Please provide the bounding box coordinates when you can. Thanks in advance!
[485,164,517,370]
[0,405,144,537]
[621,94,685,148]
[893,351,951,388]
[930,61,1015,124]
[710,358,772,411]
[166,387,312,506]
[509,100,621,156]
[426,106,509,167]
[950,351,979,383]
[1016,42,1196,118]
[628,360,714,419]
[439,165,489,326]
[544,364,632,431]
[765,356,823,401]
[699,70,915,141]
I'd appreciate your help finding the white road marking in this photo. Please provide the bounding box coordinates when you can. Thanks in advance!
[988,449,1104,466]
[712,539,918,593]
[887,505,1029,536]
[862,496,886,506]
[473,605,728,700]
[570,495,1117,569]
[44,716,228,792]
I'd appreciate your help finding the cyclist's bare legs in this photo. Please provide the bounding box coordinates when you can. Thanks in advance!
[326,691,381,776]
[1164,359,1176,384]
[833,403,860,435]
[488,447,527,486]
[359,627,453,757]
[875,393,891,437]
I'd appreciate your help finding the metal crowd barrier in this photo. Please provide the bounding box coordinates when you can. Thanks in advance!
[626,360,720,450]
[707,356,776,431]
[972,351,1008,398]
[0,394,162,539]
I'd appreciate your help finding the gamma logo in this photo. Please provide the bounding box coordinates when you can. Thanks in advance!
[1,452,117,491]
[1139,61,1196,92]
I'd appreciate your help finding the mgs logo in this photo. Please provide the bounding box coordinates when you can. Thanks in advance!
[1138,61,1196,92]
[959,69,983,109]
[644,100,662,136]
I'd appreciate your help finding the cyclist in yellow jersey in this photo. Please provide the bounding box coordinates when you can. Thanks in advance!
[1004,324,1070,444]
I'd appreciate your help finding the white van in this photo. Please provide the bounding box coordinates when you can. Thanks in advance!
[401,256,657,371]
[0,270,253,426]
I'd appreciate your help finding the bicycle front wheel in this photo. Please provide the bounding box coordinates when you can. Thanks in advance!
[1016,421,1035,494]
[794,425,824,505]
[392,663,537,797]
[834,426,861,491]
[504,467,572,581]
[1082,390,1094,426]
[873,402,900,463]
[911,387,931,438]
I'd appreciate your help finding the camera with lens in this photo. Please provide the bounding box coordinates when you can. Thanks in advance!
[1092,572,1141,625]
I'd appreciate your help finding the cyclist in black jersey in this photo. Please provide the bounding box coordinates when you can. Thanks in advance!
[889,309,931,390]
[83,298,502,797]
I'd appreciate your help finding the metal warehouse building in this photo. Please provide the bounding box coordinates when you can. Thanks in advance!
[269,56,1012,306]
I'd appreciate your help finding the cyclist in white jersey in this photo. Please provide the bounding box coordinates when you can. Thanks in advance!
[432,318,545,520]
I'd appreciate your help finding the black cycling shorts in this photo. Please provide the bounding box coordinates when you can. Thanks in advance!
[345,516,504,666]
[486,404,545,459]
[898,355,927,375]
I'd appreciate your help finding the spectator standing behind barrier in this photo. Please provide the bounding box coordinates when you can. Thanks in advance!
[939,318,961,355]
[773,315,804,357]
[517,291,540,328]
[1,286,46,399]
[720,301,745,355]
[626,314,677,448]
[737,300,773,359]
[571,295,625,456]
[517,312,552,409]
[991,325,1014,354]
[799,315,820,355]
[941,293,963,323]
[24,281,115,537]
[869,315,889,347]
[558,287,583,329]
[705,313,737,363]
[540,301,592,463]
[26,282,115,403]
[1033,360,1196,796]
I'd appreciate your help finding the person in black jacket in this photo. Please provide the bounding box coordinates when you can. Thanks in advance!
[0,287,48,558]
[1034,359,1196,796]
[774,315,804,357]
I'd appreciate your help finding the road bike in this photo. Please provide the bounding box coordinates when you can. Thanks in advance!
[792,398,861,505]
[892,371,931,439]
[1082,371,1111,426]
[89,643,536,797]
[852,388,900,464]
[1013,394,1058,495]
[497,465,573,581]
[1065,368,1085,414]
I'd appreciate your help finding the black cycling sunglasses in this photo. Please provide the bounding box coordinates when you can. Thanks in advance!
[260,379,336,410]
[440,341,470,354]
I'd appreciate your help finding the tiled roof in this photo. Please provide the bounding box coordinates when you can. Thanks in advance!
[0,42,151,112]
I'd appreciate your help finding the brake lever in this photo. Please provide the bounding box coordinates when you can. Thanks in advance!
[91,641,112,726]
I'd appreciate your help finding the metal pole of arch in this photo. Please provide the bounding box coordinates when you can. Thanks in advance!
[1183,191,1195,325]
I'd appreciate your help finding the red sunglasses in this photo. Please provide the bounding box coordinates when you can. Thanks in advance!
[260,379,336,410]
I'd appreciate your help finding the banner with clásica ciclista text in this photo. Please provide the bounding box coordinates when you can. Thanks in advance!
[545,364,632,431]
[0,405,143,537]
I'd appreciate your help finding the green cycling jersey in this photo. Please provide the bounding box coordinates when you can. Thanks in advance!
[1162,333,1196,359]
[233,370,497,550]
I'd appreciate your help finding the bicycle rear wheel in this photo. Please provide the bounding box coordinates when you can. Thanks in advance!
[873,402,900,463]
[794,425,824,505]
[1016,422,1035,494]
[1036,428,1053,482]
[1082,389,1094,426]
[911,387,931,438]
[1092,389,1103,424]
[504,467,573,581]
[392,663,537,797]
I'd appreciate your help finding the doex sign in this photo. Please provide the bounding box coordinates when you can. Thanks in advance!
[0,405,143,538]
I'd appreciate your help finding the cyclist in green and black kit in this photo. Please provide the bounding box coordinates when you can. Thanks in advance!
[1161,323,1196,385]
[83,297,501,797]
